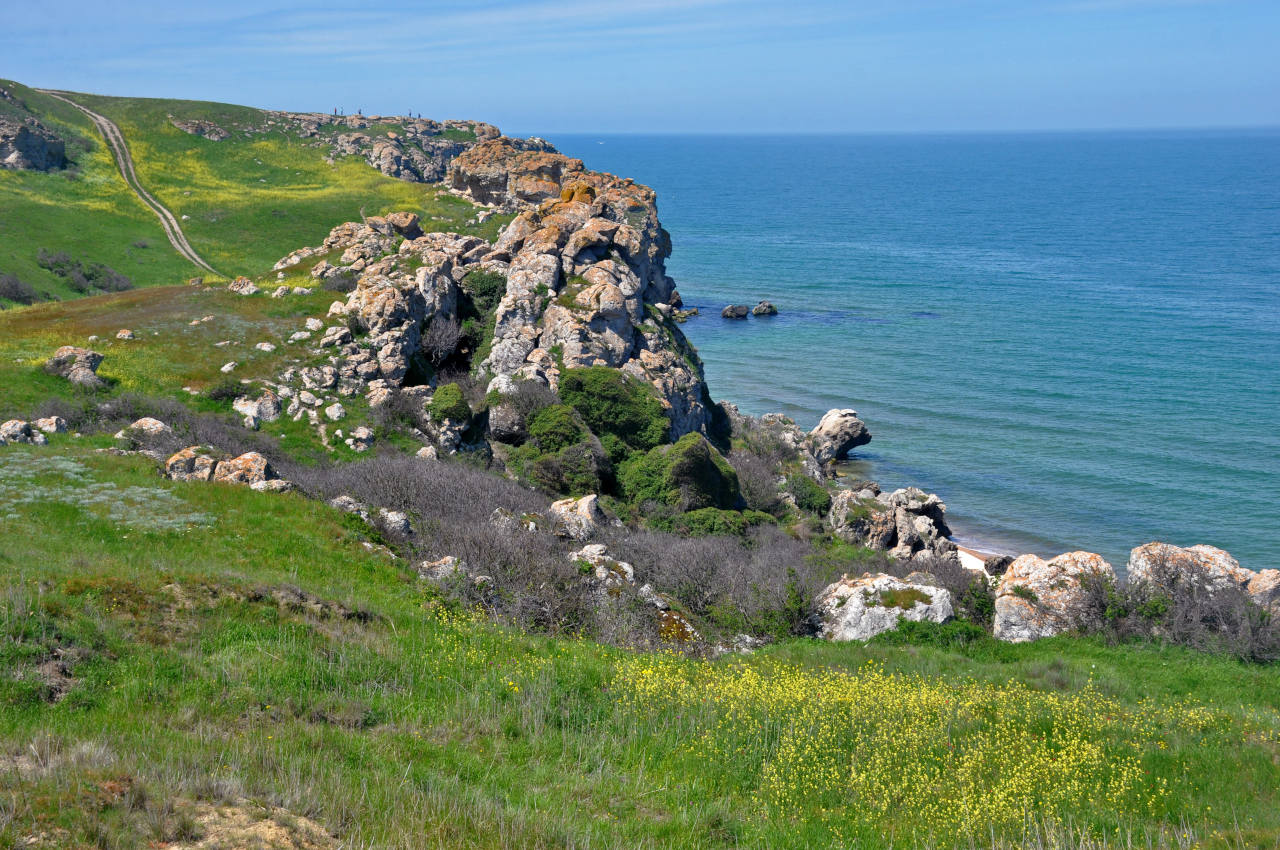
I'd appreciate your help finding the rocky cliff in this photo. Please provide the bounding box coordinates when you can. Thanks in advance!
[0,85,66,171]
[449,139,712,437]
[274,136,713,440]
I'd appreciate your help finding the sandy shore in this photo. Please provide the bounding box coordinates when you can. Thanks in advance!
[958,545,1000,573]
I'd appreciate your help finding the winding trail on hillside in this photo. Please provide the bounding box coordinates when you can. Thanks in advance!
[38,90,223,278]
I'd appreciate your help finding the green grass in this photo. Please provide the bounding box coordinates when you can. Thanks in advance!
[0,81,201,303]
[1,80,514,304]
[0,442,1277,848]
[67,90,510,277]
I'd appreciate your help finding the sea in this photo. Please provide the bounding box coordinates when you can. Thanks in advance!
[543,131,1280,572]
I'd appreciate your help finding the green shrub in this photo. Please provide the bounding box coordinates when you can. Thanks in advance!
[647,507,775,537]
[527,404,587,454]
[1011,585,1039,603]
[559,366,669,464]
[873,618,990,649]
[508,439,606,497]
[618,433,740,510]
[462,269,507,314]
[428,383,471,423]
[786,473,832,515]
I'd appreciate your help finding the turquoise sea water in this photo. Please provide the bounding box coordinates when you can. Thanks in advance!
[547,131,1280,571]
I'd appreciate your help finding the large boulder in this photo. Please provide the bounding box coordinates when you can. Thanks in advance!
[1128,542,1280,611]
[808,409,871,466]
[0,420,47,446]
[44,346,105,389]
[815,573,953,641]
[165,446,220,482]
[828,484,957,565]
[993,552,1114,642]
[547,494,606,540]
[211,452,274,486]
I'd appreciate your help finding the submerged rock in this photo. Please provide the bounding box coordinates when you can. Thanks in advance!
[721,304,750,319]
[751,300,778,316]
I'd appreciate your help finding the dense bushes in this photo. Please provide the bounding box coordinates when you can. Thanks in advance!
[559,366,669,464]
[0,272,48,306]
[786,473,831,514]
[646,506,775,537]
[428,383,471,422]
[36,249,132,294]
[618,433,741,510]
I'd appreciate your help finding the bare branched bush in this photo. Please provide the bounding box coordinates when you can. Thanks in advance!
[729,452,785,516]
[421,317,463,364]
[1078,549,1280,662]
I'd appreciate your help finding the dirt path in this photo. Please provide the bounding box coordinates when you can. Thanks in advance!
[39,90,223,278]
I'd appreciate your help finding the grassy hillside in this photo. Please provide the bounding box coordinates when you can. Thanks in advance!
[0,290,1278,848]
[68,91,507,277]
[0,81,199,302]
[0,81,509,306]
[1,437,1278,848]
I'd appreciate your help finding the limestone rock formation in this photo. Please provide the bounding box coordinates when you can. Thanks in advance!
[721,305,749,319]
[0,420,48,446]
[815,573,953,641]
[751,300,778,316]
[0,87,66,171]
[547,494,605,540]
[448,140,713,438]
[993,551,1114,642]
[45,346,105,389]
[828,484,958,565]
[1128,542,1280,611]
[165,447,292,491]
[808,408,871,466]
[171,118,229,141]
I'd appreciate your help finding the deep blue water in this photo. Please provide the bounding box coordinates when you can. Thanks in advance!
[545,131,1280,571]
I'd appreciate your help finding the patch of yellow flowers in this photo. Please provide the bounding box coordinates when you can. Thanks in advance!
[615,655,1181,841]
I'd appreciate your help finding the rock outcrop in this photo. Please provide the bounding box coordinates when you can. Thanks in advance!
[165,447,292,492]
[1128,542,1280,612]
[449,139,712,438]
[0,88,66,171]
[547,494,606,540]
[0,420,49,446]
[171,118,229,141]
[808,408,871,466]
[815,573,953,641]
[44,346,105,389]
[993,551,1114,642]
[828,484,958,565]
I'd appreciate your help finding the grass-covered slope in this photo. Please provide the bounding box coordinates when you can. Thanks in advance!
[67,91,506,276]
[1,438,1279,848]
[0,81,199,302]
[0,80,509,305]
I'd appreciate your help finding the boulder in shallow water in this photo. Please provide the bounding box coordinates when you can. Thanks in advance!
[720,304,750,319]
[808,408,871,466]
[751,300,777,316]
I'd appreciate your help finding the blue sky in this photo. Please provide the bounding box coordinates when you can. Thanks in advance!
[4,0,1277,133]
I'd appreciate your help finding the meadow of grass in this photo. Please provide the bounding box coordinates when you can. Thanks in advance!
[0,439,1277,849]
[0,81,200,302]
[69,91,511,276]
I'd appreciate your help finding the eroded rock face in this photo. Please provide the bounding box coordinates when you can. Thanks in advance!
[808,409,871,466]
[1128,542,1278,611]
[171,118,229,141]
[815,573,953,641]
[993,552,1114,642]
[448,141,712,438]
[45,346,105,389]
[828,485,957,565]
[0,112,66,172]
